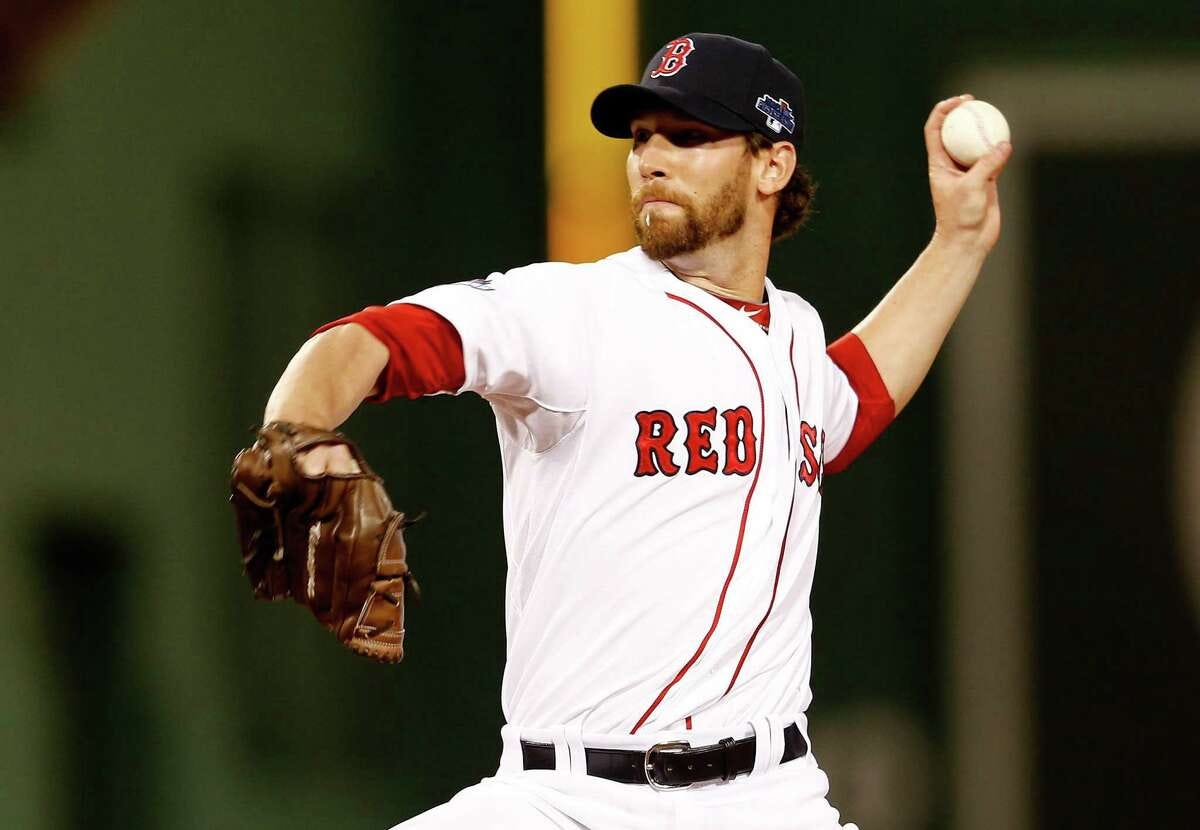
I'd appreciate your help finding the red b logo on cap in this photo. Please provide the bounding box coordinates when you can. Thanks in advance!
[649,37,695,78]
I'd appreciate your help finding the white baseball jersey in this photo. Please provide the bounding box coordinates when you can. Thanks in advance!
[399,246,861,738]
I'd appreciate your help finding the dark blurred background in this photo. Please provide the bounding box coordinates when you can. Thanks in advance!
[2,2,1198,828]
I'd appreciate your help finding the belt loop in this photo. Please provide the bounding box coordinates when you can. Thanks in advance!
[765,715,787,768]
[550,726,570,773]
[497,724,524,774]
[748,717,775,777]
[564,719,588,778]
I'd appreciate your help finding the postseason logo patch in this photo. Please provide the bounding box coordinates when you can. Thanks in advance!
[454,275,499,291]
[755,94,795,135]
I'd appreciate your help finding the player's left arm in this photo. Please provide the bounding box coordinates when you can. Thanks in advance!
[851,94,1012,415]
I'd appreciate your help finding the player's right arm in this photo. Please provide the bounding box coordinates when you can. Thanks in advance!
[262,323,389,474]
[265,323,388,430]
[266,264,590,472]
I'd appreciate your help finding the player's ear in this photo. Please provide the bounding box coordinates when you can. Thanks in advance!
[757,141,797,197]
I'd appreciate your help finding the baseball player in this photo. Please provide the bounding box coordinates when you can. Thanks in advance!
[244,32,1010,830]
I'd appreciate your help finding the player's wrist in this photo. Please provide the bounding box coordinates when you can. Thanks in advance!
[928,227,991,263]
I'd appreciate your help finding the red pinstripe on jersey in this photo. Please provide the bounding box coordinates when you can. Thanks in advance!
[630,293,766,735]
[721,331,802,697]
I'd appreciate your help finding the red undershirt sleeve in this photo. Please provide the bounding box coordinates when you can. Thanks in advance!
[311,303,466,403]
[824,332,896,475]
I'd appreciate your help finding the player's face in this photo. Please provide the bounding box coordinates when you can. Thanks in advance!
[627,111,754,260]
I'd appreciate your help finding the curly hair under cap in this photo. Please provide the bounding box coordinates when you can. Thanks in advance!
[746,132,817,242]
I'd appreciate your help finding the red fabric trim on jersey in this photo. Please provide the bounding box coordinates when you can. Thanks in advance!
[630,293,767,736]
[312,304,465,403]
[722,331,801,697]
[713,294,771,331]
[824,332,895,475]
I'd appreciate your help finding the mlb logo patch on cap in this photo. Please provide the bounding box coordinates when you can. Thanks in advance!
[755,95,795,135]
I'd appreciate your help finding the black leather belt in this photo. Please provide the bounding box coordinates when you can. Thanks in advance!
[520,722,807,789]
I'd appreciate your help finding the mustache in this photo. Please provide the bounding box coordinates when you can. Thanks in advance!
[631,186,692,210]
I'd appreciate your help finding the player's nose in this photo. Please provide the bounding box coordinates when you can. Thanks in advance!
[636,133,672,179]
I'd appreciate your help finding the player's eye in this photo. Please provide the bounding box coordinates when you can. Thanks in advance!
[673,130,709,147]
[632,128,651,146]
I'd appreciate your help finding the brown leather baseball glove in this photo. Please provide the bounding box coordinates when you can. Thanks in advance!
[229,421,420,663]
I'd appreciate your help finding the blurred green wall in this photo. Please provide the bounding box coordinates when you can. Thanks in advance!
[1,1,1198,828]
[0,3,420,825]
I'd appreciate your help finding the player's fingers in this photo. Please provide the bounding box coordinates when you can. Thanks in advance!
[297,444,362,477]
[924,95,970,169]
[965,140,1013,185]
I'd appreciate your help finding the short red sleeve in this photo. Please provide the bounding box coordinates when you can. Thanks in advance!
[312,303,466,403]
[825,333,895,474]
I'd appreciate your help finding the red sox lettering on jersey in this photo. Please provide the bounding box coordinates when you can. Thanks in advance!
[634,407,757,476]
[633,407,826,487]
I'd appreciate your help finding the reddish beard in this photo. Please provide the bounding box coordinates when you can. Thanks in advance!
[631,158,750,260]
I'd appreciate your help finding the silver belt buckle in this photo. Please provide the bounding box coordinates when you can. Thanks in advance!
[643,740,693,790]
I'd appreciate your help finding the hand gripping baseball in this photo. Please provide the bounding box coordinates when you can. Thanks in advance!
[924,94,1013,253]
[229,421,422,662]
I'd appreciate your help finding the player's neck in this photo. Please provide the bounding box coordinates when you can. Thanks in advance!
[661,227,770,304]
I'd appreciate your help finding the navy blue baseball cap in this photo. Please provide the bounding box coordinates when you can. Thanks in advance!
[591,33,805,147]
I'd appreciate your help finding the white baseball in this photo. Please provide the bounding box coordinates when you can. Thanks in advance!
[940,100,1010,167]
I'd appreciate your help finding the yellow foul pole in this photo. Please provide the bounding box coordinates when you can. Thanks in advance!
[544,0,639,263]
